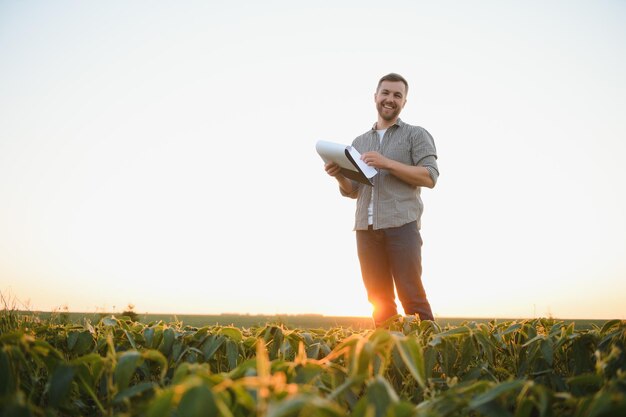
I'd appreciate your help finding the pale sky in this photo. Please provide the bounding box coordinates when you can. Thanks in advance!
[1,1,625,320]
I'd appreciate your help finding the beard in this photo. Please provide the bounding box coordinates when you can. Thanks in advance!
[376,101,402,122]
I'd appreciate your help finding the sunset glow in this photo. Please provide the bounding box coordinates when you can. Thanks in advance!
[1,1,625,320]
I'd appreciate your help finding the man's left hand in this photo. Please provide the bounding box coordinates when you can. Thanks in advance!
[361,151,392,170]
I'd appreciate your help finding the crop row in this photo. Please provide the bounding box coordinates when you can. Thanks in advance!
[1,312,625,416]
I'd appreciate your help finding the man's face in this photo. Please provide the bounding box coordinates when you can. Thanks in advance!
[375,80,407,122]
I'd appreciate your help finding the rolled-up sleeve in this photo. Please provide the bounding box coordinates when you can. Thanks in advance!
[417,155,439,186]
[412,127,439,186]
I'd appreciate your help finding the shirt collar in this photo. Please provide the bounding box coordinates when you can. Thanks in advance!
[371,118,404,131]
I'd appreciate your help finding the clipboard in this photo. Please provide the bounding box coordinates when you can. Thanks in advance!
[316,140,377,185]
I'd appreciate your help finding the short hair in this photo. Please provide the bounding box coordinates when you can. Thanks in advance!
[377,73,409,95]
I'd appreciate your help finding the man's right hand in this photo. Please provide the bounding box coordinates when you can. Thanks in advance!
[324,162,343,178]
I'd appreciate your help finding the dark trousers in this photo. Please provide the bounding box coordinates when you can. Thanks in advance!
[356,221,434,325]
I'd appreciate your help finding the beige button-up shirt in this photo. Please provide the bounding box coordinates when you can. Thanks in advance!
[341,119,439,231]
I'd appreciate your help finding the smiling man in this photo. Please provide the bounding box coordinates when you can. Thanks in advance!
[324,73,439,326]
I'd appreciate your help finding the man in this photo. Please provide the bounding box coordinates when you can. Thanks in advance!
[324,73,438,326]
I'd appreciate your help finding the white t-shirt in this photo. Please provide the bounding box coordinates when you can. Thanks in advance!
[367,129,387,225]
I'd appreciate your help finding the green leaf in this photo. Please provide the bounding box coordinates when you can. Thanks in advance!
[522,334,545,348]
[74,371,105,414]
[267,395,344,417]
[226,381,256,410]
[225,339,239,370]
[514,398,534,417]
[351,375,399,417]
[32,339,64,370]
[539,339,554,367]
[143,349,168,381]
[150,327,165,350]
[0,349,15,395]
[267,327,284,360]
[71,353,105,388]
[387,401,418,417]
[172,339,184,363]
[328,376,363,402]
[68,331,94,355]
[159,327,176,356]
[585,391,614,417]
[437,325,472,338]
[365,375,399,416]
[469,379,525,409]
[144,327,155,347]
[177,384,219,417]
[202,335,225,361]
[115,350,143,391]
[124,329,138,350]
[600,319,622,333]
[423,346,438,377]
[191,326,210,342]
[114,381,156,404]
[429,326,471,348]
[566,372,603,394]
[48,364,76,407]
[458,335,476,372]
[294,362,324,384]
[533,384,551,417]
[354,340,374,378]
[220,326,243,343]
[306,342,321,359]
[500,323,522,336]
[393,336,426,389]
[67,331,79,351]
[368,328,392,346]
[474,331,496,358]
[147,389,176,417]
[473,401,513,417]
[102,316,117,326]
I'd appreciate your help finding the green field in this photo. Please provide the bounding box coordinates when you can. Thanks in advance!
[2,309,624,416]
[26,311,607,331]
